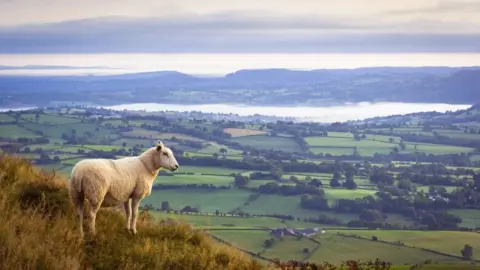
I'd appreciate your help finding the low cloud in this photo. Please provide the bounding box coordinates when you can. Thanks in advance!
[0,13,479,53]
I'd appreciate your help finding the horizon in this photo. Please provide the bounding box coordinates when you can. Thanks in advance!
[2,53,480,76]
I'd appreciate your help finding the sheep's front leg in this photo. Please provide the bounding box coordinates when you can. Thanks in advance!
[129,197,142,235]
[124,199,132,232]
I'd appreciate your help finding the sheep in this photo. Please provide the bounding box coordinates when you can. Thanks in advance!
[68,141,179,237]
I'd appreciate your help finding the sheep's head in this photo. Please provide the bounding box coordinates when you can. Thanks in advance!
[154,141,179,172]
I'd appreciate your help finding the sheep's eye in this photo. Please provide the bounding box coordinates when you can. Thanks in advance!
[163,152,169,157]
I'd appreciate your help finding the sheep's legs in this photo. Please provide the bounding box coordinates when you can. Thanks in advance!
[76,199,84,238]
[87,200,102,237]
[69,187,85,238]
[124,199,132,231]
[130,198,141,235]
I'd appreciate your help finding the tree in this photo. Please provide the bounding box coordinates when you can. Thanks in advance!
[264,239,274,248]
[343,178,357,190]
[234,174,250,187]
[309,179,322,187]
[161,201,170,211]
[399,140,406,151]
[219,148,227,158]
[270,165,283,180]
[330,178,341,187]
[353,146,359,156]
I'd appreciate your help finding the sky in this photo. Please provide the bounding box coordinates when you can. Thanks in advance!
[0,0,479,53]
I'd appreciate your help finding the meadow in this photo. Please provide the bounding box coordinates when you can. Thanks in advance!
[206,227,471,266]
[1,107,479,268]
[305,135,474,156]
[232,135,302,153]
[331,229,480,259]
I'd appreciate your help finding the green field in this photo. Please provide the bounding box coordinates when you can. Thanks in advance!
[21,113,81,124]
[305,135,473,156]
[142,188,254,213]
[331,229,480,259]
[174,165,245,175]
[310,233,462,265]
[122,129,204,142]
[151,211,324,229]
[0,114,14,123]
[23,122,117,139]
[239,194,359,221]
[157,174,234,186]
[232,135,302,152]
[448,209,480,229]
[196,142,243,156]
[209,228,468,265]
[0,125,39,139]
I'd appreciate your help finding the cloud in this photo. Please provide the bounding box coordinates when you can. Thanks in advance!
[389,0,480,15]
[0,13,479,53]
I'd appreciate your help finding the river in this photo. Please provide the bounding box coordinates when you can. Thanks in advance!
[101,102,472,123]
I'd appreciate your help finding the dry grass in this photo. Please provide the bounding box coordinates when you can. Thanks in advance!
[223,128,267,137]
[0,154,265,270]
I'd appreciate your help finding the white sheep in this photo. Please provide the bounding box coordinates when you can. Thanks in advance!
[68,141,179,237]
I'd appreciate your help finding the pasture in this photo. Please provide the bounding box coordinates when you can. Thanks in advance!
[223,128,267,137]
[122,129,204,142]
[305,135,474,156]
[142,188,254,213]
[22,122,117,139]
[310,233,462,265]
[0,125,39,139]
[151,211,323,229]
[211,229,319,261]
[173,165,245,175]
[21,113,81,124]
[331,229,480,259]
[0,114,14,123]
[239,194,359,221]
[231,135,302,153]
[447,209,480,229]
[157,174,234,186]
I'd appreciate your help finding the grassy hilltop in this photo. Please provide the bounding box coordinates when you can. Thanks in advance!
[0,154,267,270]
[1,105,480,269]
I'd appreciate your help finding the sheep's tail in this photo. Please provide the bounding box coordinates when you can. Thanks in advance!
[68,166,84,202]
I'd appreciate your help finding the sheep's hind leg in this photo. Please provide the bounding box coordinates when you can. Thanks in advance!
[76,196,85,238]
[86,199,102,237]
[124,199,132,232]
[69,184,85,238]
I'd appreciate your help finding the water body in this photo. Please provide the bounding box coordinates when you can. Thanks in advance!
[102,102,472,123]
[1,53,480,76]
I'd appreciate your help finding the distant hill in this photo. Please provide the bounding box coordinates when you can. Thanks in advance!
[0,66,479,107]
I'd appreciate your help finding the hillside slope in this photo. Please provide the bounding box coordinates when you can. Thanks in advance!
[0,154,265,270]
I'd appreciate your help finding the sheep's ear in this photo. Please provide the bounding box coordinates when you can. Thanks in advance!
[156,140,164,151]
